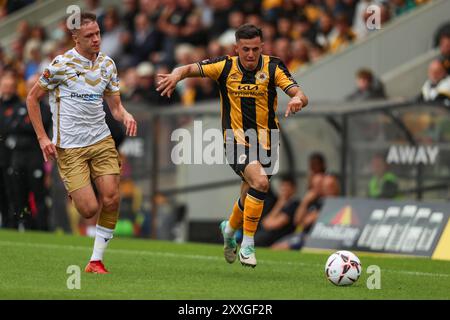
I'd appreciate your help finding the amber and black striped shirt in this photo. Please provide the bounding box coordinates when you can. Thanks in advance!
[197,55,299,149]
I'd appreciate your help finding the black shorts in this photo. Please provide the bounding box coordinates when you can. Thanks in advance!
[224,143,279,181]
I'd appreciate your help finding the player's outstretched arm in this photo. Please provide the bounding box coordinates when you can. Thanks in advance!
[156,63,201,98]
[285,86,309,118]
[26,82,57,162]
[104,95,137,137]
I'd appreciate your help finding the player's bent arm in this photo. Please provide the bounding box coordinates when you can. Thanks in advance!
[156,63,201,98]
[104,94,137,136]
[286,86,308,108]
[284,86,309,117]
[27,82,57,162]
[170,63,202,82]
[26,82,50,141]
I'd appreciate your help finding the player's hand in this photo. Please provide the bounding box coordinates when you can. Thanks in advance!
[285,96,304,117]
[123,112,137,136]
[156,73,179,98]
[38,136,57,162]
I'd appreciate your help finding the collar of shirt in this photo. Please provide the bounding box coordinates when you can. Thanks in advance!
[72,48,101,68]
[237,55,263,74]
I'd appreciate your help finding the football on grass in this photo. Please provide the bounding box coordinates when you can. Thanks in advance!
[325,250,362,286]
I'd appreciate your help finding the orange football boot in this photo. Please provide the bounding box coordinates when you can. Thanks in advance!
[85,260,109,274]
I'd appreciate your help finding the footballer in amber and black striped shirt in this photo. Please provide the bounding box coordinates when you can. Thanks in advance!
[157,23,308,268]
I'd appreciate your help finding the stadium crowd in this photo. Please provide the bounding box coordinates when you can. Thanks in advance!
[0,0,446,243]
[0,0,433,108]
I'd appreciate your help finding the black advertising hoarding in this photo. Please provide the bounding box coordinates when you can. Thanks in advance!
[304,197,450,260]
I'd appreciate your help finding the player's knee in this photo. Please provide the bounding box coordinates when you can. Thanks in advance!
[251,176,269,192]
[79,204,99,219]
[102,193,120,212]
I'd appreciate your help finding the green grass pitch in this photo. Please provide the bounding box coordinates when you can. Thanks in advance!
[0,229,449,300]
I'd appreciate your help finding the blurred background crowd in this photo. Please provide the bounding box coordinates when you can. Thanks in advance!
[1,0,449,245]
[1,0,442,109]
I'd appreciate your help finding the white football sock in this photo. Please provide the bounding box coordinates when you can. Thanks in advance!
[224,221,236,238]
[90,225,114,262]
[241,235,254,248]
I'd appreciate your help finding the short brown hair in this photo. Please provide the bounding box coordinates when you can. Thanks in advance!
[80,12,97,23]
[70,12,97,34]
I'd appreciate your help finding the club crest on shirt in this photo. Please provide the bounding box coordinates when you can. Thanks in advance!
[255,71,268,83]
[101,67,108,79]
[43,68,51,79]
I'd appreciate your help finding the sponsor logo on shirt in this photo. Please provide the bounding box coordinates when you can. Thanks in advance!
[70,92,103,101]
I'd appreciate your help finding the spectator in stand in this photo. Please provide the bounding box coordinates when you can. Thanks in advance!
[3,71,51,230]
[292,0,322,24]
[218,10,245,48]
[132,62,180,106]
[206,40,225,59]
[100,7,124,61]
[434,22,450,47]
[29,24,47,43]
[0,71,15,228]
[272,174,340,250]
[157,0,195,66]
[128,12,161,66]
[23,40,42,81]
[132,62,159,104]
[84,0,105,31]
[175,44,216,107]
[315,11,334,51]
[273,37,292,68]
[276,14,293,39]
[346,68,386,101]
[261,0,283,24]
[121,0,139,35]
[293,14,317,44]
[121,67,139,102]
[329,13,356,53]
[367,153,399,199]
[379,1,392,26]
[39,41,58,75]
[438,33,450,75]
[261,21,277,42]
[289,39,310,73]
[207,0,234,40]
[245,13,263,28]
[178,11,208,47]
[419,59,450,103]
[307,152,327,190]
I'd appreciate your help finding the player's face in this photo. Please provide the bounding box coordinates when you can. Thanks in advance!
[235,37,263,71]
[74,22,101,55]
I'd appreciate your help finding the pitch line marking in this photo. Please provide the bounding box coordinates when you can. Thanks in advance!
[0,240,448,278]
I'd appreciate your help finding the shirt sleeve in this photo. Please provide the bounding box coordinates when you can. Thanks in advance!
[274,59,299,93]
[38,56,65,91]
[196,56,228,81]
[104,59,120,96]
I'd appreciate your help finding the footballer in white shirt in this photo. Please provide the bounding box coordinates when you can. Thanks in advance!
[26,12,137,274]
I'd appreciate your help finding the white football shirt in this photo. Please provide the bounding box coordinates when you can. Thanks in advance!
[38,48,120,148]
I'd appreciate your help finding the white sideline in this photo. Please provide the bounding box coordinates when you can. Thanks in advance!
[0,240,449,278]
